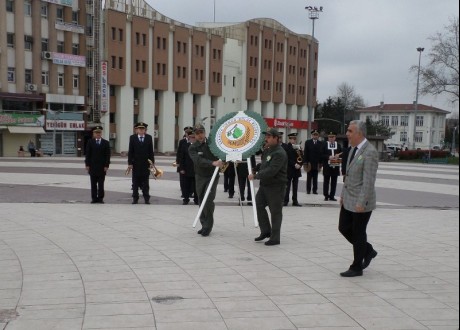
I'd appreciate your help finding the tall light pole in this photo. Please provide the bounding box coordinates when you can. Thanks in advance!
[305,6,323,137]
[412,47,424,150]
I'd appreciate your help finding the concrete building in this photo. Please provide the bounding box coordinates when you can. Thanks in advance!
[0,0,101,157]
[103,0,318,154]
[357,103,450,150]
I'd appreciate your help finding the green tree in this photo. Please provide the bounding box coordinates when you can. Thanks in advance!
[365,118,393,138]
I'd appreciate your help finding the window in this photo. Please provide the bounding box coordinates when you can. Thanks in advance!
[24,36,33,51]
[58,73,64,87]
[136,60,140,72]
[416,116,424,127]
[56,7,64,22]
[157,37,161,49]
[136,32,140,45]
[183,43,187,54]
[6,0,14,12]
[400,132,408,143]
[163,38,166,49]
[119,29,123,42]
[415,132,423,143]
[42,71,49,86]
[141,61,146,73]
[24,1,32,16]
[401,115,409,126]
[57,41,64,53]
[42,38,49,52]
[112,28,116,40]
[7,33,14,48]
[391,116,399,126]
[73,75,79,88]
[25,69,33,84]
[41,4,48,17]
[162,64,166,75]
[157,63,161,75]
[381,116,390,126]
[142,34,146,46]
[72,11,79,24]
[7,68,15,82]
[72,44,79,55]
[177,42,181,53]
[118,57,123,69]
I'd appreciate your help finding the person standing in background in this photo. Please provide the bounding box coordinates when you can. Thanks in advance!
[283,133,302,207]
[85,126,111,204]
[28,140,36,157]
[321,132,343,201]
[303,130,323,195]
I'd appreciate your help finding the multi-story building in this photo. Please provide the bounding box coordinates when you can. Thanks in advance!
[1,0,318,156]
[0,0,102,157]
[357,103,450,150]
[103,0,318,153]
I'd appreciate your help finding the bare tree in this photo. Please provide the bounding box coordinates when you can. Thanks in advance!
[412,17,459,105]
[336,82,365,123]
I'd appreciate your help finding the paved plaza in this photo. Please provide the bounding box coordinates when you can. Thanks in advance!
[0,157,458,330]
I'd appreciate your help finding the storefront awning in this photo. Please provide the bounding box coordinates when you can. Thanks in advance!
[0,92,45,102]
[8,126,46,134]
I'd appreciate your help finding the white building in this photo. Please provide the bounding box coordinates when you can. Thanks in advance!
[357,103,450,150]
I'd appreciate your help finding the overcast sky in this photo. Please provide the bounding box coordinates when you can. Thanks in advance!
[145,0,459,114]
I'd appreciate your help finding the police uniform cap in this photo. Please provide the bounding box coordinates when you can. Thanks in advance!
[328,131,337,137]
[311,130,320,136]
[194,124,206,133]
[92,126,103,132]
[135,122,148,129]
[263,128,281,137]
[288,133,298,138]
[184,126,193,132]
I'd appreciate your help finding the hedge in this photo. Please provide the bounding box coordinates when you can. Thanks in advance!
[397,150,450,160]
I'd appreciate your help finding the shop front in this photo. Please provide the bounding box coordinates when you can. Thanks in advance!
[41,113,86,156]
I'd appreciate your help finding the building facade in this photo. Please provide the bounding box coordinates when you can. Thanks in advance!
[0,0,100,157]
[103,0,318,153]
[357,103,450,150]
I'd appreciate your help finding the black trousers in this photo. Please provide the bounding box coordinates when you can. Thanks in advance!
[284,174,299,203]
[90,175,106,201]
[323,174,338,198]
[179,173,187,197]
[132,174,150,200]
[338,206,373,271]
[306,169,319,193]
[256,185,286,242]
[183,176,198,203]
[224,170,235,196]
[237,176,252,201]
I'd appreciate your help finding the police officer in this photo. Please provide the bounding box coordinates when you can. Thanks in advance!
[177,127,193,198]
[283,133,302,207]
[128,122,155,204]
[303,130,322,195]
[321,131,343,201]
[189,124,222,237]
[249,128,288,246]
[179,131,198,205]
[85,126,111,204]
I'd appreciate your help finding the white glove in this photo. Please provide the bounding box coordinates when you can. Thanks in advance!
[295,164,302,170]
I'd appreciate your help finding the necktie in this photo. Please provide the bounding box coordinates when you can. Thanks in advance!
[140,137,144,143]
[349,147,358,163]
[314,140,317,145]
[97,140,100,145]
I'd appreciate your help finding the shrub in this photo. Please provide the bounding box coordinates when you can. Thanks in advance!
[398,150,450,160]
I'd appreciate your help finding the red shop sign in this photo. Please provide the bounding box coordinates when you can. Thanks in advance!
[265,118,318,130]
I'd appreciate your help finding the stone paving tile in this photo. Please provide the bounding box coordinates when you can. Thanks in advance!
[156,321,227,330]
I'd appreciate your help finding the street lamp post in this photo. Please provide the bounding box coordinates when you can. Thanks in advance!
[453,126,458,156]
[305,5,323,137]
[412,47,424,150]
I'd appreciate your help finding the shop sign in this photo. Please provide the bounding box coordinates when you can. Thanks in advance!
[265,118,318,130]
[46,120,85,131]
[100,61,109,112]
[42,0,73,7]
[0,113,45,126]
[52,53,86,67]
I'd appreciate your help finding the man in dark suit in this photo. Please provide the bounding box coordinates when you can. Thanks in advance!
[321,132,343,201]
[85,126,111,204]
[303,130,322,194]
[179,131,198,205]
[236,156,256,206]
[177,127,193,198]
[339,120,379,277]
[128,122,155,205]
[283,133,302,207]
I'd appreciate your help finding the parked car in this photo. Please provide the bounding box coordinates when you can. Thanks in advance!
[432,145,441,150]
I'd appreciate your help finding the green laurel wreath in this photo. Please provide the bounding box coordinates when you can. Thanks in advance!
[209,111,268,161]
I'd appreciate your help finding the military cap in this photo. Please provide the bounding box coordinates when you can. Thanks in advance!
[135,122,148,129]
[184,126,193,132]
[263,128,281,137]
[311,130,320,136]
[92,126,103,132]
[288,133,298,138]
[193,123,206,133]
[327,131,337,137]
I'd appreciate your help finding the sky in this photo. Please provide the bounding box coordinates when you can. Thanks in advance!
[145,0,459,114]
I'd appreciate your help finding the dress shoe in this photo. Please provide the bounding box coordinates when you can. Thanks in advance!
[283,202,288,207]
[362,249,378,269]
[183,200,189,205]
[247,202,253,206]
[145,200,150,205]
[197,229,203,235]
[194,200,199,205]
[229,195,234,199]
[313,192,318,195]
[91,200,98,204]
[201,229,210,237]
[324,197,329,201]
[254,233,271,242]
[340,269,363,277]
[292,202,302,207]
[98,199,105,204]
[132,199,139,205]
[265,240,280,246]
[330,198,338,202]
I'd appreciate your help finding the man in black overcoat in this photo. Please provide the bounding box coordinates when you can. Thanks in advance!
[179,131,198,205]
[320,132,343,201]
[303,130,323,194]
[128,122,155,204]
[177,127,193,198]
[283,133,302,207]
[85,126,111,204]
